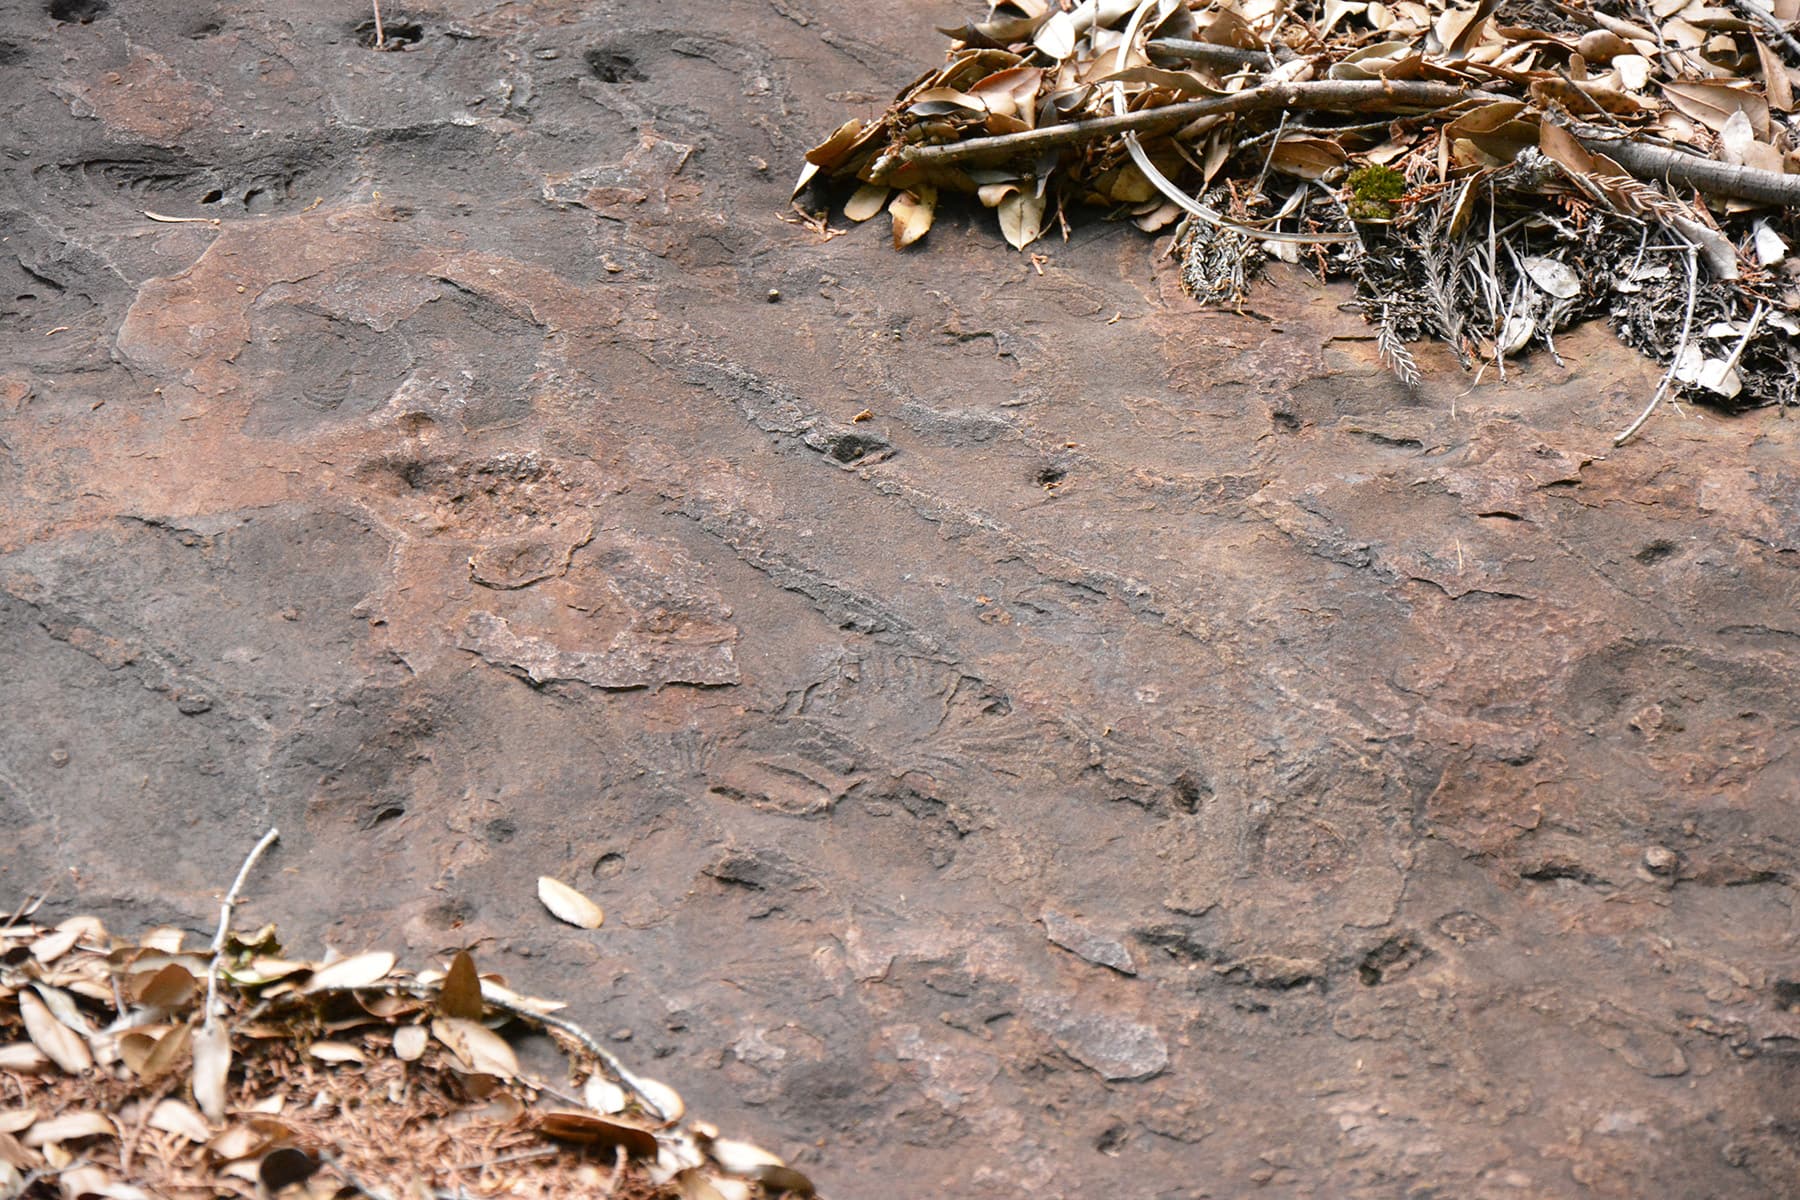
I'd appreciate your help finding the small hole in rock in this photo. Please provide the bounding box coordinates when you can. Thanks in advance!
[48,0,108,23]
[199,188,222,204]
[366,804,406,827]
[1634,540,1678,564]
[484,817,518,843]
[356,17,423,48]
[827,433,881,463]
[584,48,645,82]
[1035,465,1066,487]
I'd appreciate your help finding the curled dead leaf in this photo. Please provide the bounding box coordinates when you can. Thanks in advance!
[430,1017,519,1079]
[890,186,937,249]
[191,1022,232,1123]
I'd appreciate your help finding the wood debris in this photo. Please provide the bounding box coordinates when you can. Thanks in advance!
[800,0,1800,438]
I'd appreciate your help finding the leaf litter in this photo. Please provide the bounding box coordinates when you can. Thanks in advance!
[799,0,1800,442]
[0,840,815,1200]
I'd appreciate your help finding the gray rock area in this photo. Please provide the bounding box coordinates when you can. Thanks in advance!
[2,1,1797,1196]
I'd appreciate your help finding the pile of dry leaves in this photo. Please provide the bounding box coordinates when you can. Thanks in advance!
[797,0,1800,442]
[1,834,814,1200]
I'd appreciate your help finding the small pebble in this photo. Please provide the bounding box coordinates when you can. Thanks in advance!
[1644,845,1678,875]
[50,748,70,768]
[610,1028,633,1042]
[766,288,781,303]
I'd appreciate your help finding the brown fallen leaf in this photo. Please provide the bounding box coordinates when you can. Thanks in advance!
[537,1111,659,1159]
[890,186,937,249]
[132,962,198,1009]
[138,1021,193,1082]
[439,950,483,1021]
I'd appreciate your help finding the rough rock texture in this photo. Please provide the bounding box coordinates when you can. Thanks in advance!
[3,2,1798,1197]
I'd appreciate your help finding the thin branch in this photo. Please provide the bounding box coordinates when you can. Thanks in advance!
[1614,244,1700,446]
[1147,37,1298,68]
[370,0,386,49]
[204,827,280,1027]
[892,80,1500,171]
[1568,119,1800,207]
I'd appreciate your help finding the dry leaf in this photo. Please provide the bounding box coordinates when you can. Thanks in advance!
[842,183,891,222]
[0,1043,52,1074]
[537,877,605,929]
[138,1022,192,1082]
[131,963,198,1010]
[393,1024,428,1061]
[1268,136,1349,181]
[1754,39,1794,112]
[29,927,81,965]
[191,1022,232,1123]
[301,951,396,993]
[584,1075,628,1113]
[0,1111,35,1135]
[998,190,1046,249]
[430,1017,519,1079]
[537,1111,659,1158]
[439,950,484,1020]
[21,1112,115,1147]
[623,1073,686,1125]
[889,187,937,249]
[17,990,90,1074]
[676,1170,731,1200]
[1034,10,1076,60]
[148,1100,212,1144]
[1662,80,1770,138]
[1522,256,1580,299]
[706,1137,786,1176]
[307,1040,367,1065]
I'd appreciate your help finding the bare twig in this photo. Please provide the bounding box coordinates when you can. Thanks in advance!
[892,80,1500,171]
[371,0,386,49]
[1147,36,1298,68]
[1614,244,1700,446]
[1567,119,1800,207]
[1731,0,1800,59]
[143,211,222,225]
[204,827,280,1026]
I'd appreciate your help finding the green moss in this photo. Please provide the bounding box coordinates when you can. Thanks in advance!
[1346,164,1406,222]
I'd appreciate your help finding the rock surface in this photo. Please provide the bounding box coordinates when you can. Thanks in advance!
[2,1,1798,1197]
